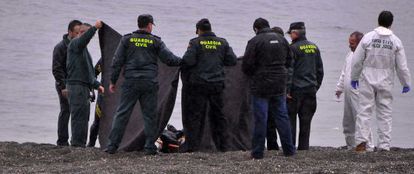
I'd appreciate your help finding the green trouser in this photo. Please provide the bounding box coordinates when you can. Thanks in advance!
[108,80,159,152]
[67,84,90,147]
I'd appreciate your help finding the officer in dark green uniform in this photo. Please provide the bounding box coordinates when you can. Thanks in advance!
[286,22,324,150]
[66,21,105,147]
[106,14,182,155]
[181,18,237,152]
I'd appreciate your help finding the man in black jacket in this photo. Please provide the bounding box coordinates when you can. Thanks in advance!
[287,22,324,150]
[66,21,105,147]
[242,18,295,159]
[106,14,182,155]
[52,20,82,146]
[181,18,237,152]
[266,26,285,151]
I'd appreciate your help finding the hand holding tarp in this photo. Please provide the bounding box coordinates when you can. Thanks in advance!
[95,20,103,29]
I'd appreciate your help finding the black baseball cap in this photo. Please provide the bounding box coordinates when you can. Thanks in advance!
[287,22,305,34]
[138,14,155,28]
[196,18,211,33]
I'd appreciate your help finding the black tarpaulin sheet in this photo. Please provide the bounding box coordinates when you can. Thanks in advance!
[98,23,253,151]
[181,59,253,151]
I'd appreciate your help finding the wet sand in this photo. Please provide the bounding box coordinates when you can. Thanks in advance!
[1,142,413,173]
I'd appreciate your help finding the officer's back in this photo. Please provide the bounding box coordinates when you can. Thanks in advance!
[242,19,291,97]
[247,29,290,75]
[182,19,237,88]
[288,22,323,93]
[111,15,181,85]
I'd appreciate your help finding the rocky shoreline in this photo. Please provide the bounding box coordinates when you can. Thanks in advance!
[1,142,413,173]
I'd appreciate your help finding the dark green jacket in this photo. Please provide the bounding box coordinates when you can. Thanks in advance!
[52,34,70,90]
[182,32,237,86]
[66,27,100,89]
[111,30,182,84]
[289,36,324,94]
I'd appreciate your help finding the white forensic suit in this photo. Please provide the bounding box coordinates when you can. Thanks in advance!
[336,51,374,150]
[351,26,411,150]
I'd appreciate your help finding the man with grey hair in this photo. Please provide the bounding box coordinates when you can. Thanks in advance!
[287,22,324,150]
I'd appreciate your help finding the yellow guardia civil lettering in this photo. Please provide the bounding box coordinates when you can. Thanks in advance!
[299,44,317,54]
[200,40,222,49]
[130,37,154,48]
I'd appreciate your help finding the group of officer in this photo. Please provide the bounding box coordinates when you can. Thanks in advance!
[52,14,323,157]
[52,10,409,159]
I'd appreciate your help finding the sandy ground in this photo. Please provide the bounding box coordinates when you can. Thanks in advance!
[1,142,413,173]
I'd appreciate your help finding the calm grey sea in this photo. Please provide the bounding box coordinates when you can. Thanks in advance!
[0,0,413,147]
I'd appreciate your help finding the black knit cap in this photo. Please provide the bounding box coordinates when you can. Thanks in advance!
[253,18,270,31]
[138,14,155,28]
[196,18,212,33]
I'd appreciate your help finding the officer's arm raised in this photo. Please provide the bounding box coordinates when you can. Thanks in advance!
[72,27,97,52]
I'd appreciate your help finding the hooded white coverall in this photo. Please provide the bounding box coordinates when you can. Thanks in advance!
[336,52,374,149]
[351,27,411,150]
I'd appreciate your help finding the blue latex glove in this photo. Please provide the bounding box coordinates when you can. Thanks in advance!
[402,86,410,93]
[351,80,359,89]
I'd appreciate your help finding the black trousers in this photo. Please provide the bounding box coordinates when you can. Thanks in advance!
[266,114,279,150]
[183,84,229,152]
[108,80,159,152]
[88,95,102,147]
[287,92,317,150]
[56,84,70,146]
